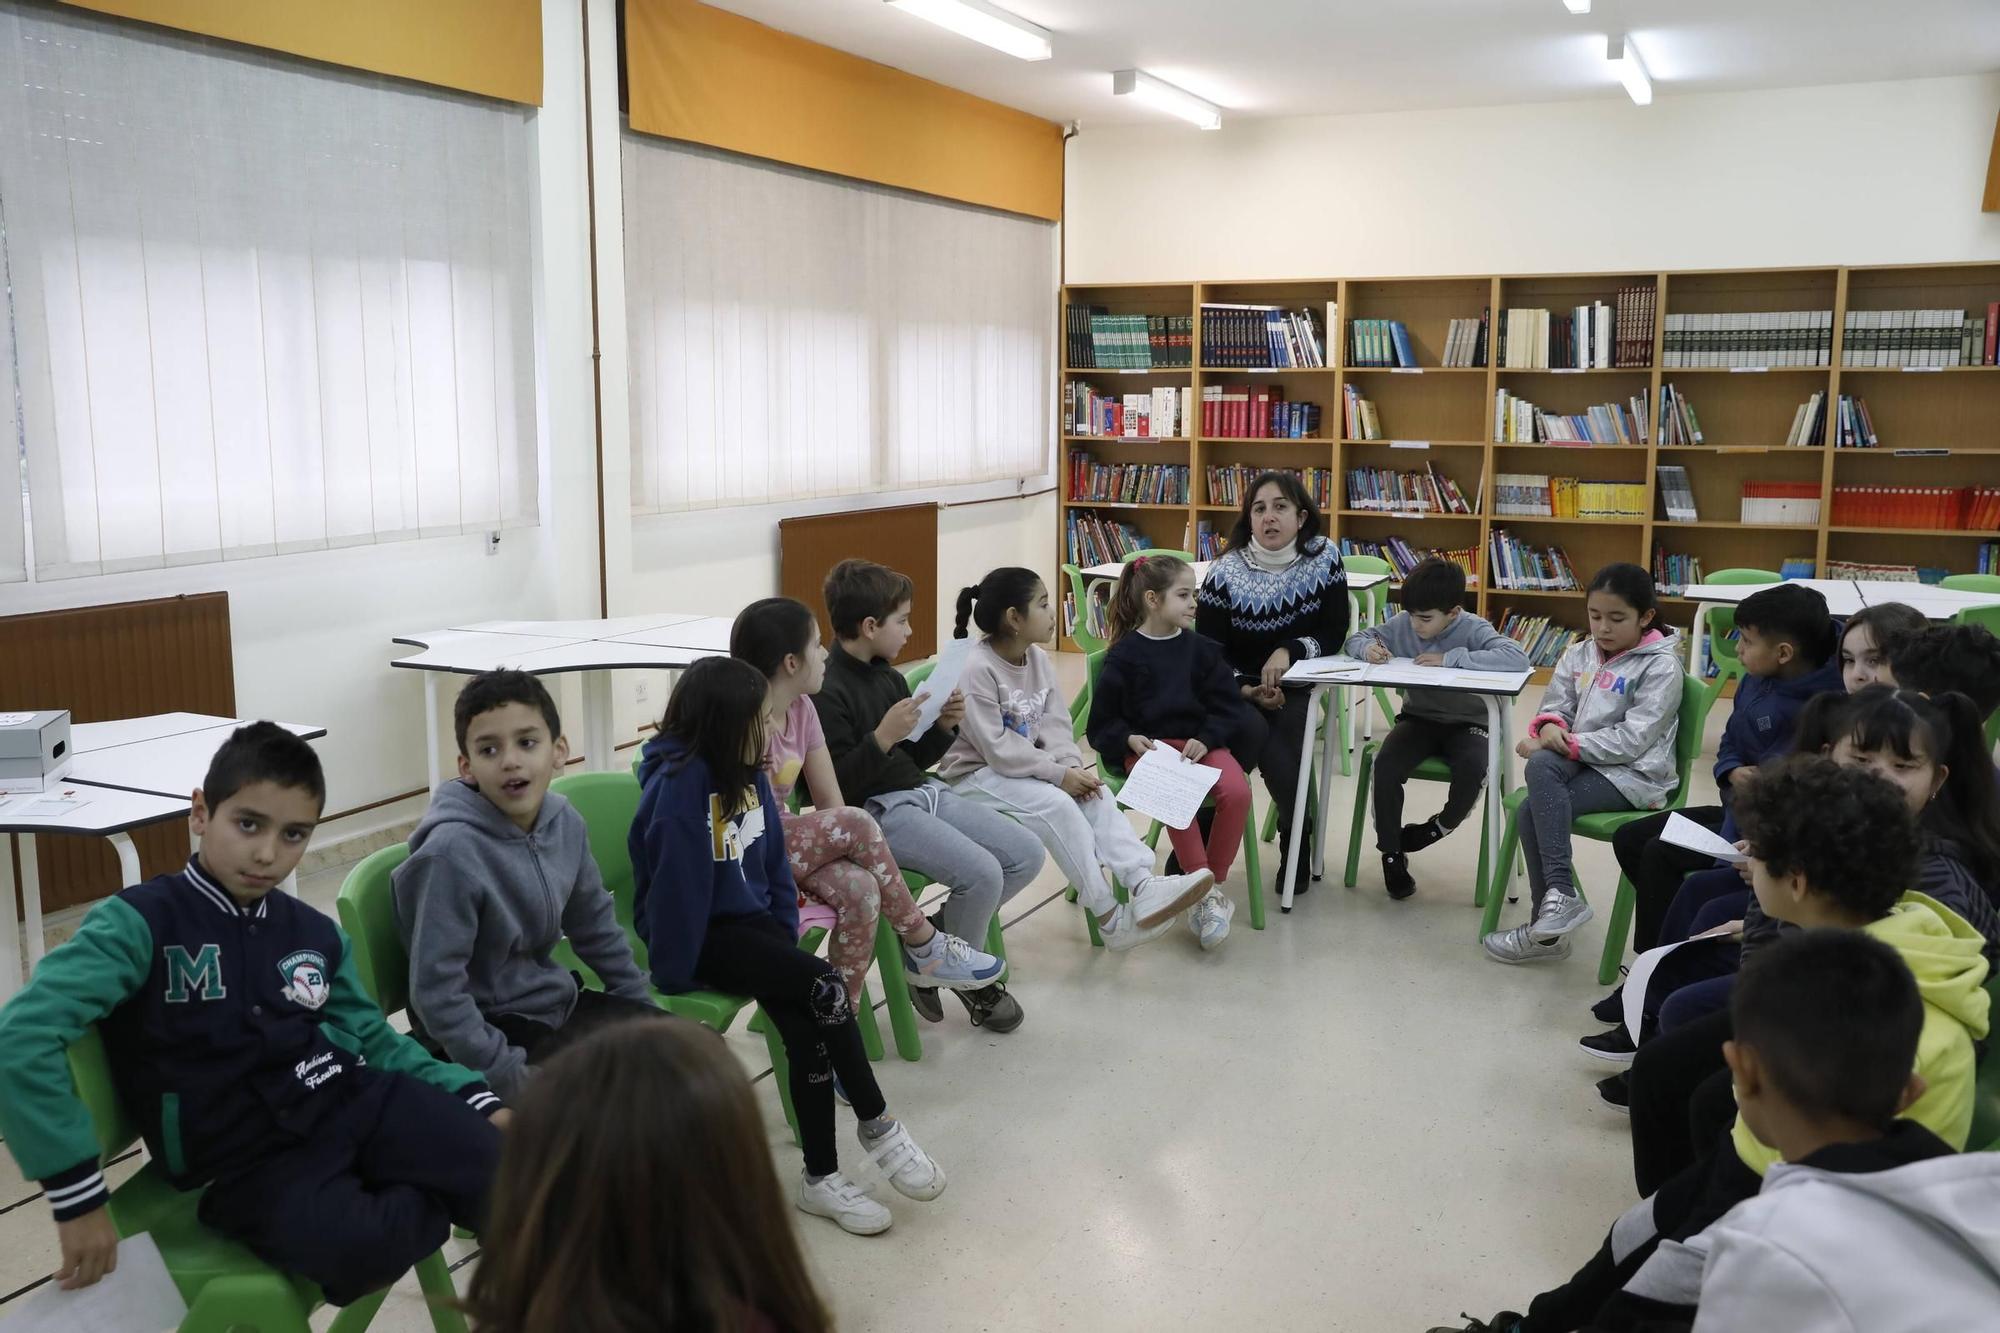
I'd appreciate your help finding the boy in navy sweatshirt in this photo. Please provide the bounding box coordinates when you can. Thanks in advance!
[0,724,502,1304]
[1342,558,1530,900]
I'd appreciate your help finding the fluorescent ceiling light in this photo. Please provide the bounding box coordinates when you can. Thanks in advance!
[1607,34,1652,105]
[1111,69,1222,130]
[1562,0,1590,12]
[884,0,1052,61]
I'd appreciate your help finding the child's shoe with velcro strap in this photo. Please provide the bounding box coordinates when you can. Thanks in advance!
[798,1170,891,1236]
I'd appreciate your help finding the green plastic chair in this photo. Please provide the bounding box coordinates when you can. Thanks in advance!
[1969,972,2000,1152]
[1063,562,1108,657]
[1481,673,1714,984]
[1124,547,1195,563]
[1698,568,1781,708]
[1940,574,2000,594]
[1343,742,1493,907]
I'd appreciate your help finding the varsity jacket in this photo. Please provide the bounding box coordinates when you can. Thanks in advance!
[0,860,498,1220]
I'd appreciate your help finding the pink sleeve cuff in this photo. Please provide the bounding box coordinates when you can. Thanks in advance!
[1529,712,1569,734]
[1566,736,1582,761]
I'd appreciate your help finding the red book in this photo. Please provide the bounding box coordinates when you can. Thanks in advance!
[1986,301,1998,366]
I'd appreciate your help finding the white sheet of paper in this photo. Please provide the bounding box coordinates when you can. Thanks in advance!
[1660,812,1746,864]
[1282,655,1368,683]
[910,637,975,736]
[1368,660,1524,689]
[0,1235,186,1333]
[1623,940,1691,1043]
[1114,741,1223,831]
[5,795,90,818]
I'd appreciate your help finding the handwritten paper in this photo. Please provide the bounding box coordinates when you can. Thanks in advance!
[1114,742,1222,831]
[1282,655,1369,684]
[1660,812,1746,864]
[911,636,975,736]
[0,1235,186,1333]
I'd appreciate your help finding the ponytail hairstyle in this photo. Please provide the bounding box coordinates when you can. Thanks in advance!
[1106,554,1190,644]
[954,567,1043,641]
[729,597,818,681]
[1793,685,2000,887]
[1585,561,1659,630]
[658,656,770,820]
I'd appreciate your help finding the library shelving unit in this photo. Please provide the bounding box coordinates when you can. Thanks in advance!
[1057,263,2000,678]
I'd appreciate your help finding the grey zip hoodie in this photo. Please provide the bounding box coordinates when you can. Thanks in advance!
[1342,609,1531,725]
[393,779,651,1098]
[1530,629,1685,809]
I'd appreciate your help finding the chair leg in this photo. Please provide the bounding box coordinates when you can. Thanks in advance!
[1336,687,1353,777]
[1481,811,1520,937]
[752,1009,803,1146]
[872,913,923,1062]
[179,1275,314,1333]
[857,977,885,1062]
[986,911,1008,965]
[1344,744,1374,889]
[1242,789,1265,931]
[1598,872,1637,987]
[414,1250,470,1333]
[1472,801,1491,909]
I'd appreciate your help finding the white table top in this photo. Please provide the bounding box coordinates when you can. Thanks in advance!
[1081,560,1391,593]
[450,614,704,639]
[0,785,191,836]
[394,613,719,674]
[71,712,237,753]
[1282,655,1533,697]
[63,719,326,798]
[604,616,737,653]
[1684,579,2000,618]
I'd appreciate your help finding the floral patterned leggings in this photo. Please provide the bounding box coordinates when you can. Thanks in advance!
[781,807,929,1002]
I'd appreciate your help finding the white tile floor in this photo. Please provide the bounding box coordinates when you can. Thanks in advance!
[0,660,1732,1331]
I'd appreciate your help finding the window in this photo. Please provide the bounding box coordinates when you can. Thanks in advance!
[622,137,1054,515]
[0,2,538,581]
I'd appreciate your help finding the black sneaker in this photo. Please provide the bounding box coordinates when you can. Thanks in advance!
[952,982,1024,1034]
[1590,985,1624,1025]
[1424,1314,1524,1333]
[1382,852,1416,900]
[908,985,944,1023]
[1578,1026,1636,1064]
[1401,816,1448,854]
[1597,1071,1631,1114]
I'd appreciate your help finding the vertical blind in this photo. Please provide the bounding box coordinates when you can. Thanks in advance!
[0,2,538,581]
[622,137,1054,515]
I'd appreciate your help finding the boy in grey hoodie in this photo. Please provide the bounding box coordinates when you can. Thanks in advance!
[394,671,657,1098]
[1344,558,1529,900]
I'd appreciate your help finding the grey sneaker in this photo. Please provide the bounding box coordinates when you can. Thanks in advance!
[902,932,1005,992]
[908,985,944,1023]
[1484,924,1574,965]
[951,982,1024,1033]
[1530,889,1594,940]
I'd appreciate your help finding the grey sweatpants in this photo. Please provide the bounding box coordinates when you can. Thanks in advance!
[868,780,1046,945]
[1515,748,1632,904]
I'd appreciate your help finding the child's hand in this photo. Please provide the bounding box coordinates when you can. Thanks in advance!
[874,695,924,749]
[1539,723,1571,753]
[1515,736,1540,759]
[1181,739,1209,763]
[1260,647,1293,690]
[1127,734,1153,757]
[1413,652,1444,667]
[1251,684,1284,710]
[55,1208,120,1290]
[1733,841,1753,883]
[1693,919,1744,942]
[1729,764,1759,791]
[937,690,967,732]
[1363,641,1392,664]
[490,1107,514,1131]
[1060,767,1103,799]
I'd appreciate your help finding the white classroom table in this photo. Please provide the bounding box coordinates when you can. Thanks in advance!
[392,614,723,788]
[1683,579,2000,675]
[1279,657,1533,914]
[0,714,326,999]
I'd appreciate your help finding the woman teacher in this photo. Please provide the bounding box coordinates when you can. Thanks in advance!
[1195,470,1349,899]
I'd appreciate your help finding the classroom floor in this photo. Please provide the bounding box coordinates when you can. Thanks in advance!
[0,654,1731,1331]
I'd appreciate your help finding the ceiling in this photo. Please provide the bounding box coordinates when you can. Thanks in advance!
[695,0,2000,126]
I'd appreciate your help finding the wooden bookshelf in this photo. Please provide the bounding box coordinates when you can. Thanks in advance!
[1057,264,2000,665]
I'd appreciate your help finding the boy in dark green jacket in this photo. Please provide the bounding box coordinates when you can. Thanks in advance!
[0,724,502,1304]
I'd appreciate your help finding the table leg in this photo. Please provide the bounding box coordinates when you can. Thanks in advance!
[1690,602,1717,678]
[581,670,616,772]
[1313,697,1338,880]
[423,671,442,792]
[0,835,22,997]
[1280,686,1326,913]
[20,833,44,970]
[1481,696,1508,916]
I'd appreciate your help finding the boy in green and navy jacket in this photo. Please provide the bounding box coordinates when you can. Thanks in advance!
[0,724,503,1305]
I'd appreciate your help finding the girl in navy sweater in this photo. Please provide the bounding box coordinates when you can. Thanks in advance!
[630,657,945,1237]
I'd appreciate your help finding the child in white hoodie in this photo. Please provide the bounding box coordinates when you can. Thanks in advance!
[938,567,1216,953]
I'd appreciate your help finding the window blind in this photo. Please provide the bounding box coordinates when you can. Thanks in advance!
[622,137,1054,516]
[0,2,539,580]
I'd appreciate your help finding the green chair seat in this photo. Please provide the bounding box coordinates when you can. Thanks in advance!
[1344,744,1492,907]
[1940,574,2000,594]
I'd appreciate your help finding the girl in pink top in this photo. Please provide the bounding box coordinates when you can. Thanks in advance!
[731,598,1003,1002]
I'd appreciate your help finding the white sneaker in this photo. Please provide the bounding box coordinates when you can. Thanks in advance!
[858,1119,946,1201]
[1101,903,1177,952]
[798,1169,893,1235]
[1185,888,1235,950]
[1129,868,1217,928]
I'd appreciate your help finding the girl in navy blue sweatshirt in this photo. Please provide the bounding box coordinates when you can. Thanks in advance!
[630,657,946,1237]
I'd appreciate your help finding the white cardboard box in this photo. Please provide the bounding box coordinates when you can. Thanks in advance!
[0,710,73,794]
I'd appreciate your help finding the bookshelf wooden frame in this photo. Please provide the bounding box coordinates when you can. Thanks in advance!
[1058,265,2000,677]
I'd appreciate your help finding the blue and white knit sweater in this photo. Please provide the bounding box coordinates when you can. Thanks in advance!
[1195,541,1349,681]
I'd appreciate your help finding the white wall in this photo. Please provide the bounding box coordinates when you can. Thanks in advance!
[1065,74,2000,280]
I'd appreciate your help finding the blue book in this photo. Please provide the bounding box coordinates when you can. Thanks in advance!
[1389,321,1417,368]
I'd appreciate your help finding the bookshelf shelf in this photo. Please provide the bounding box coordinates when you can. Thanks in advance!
[1057,264,2000,654]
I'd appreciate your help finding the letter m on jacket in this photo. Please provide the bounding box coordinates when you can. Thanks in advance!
[164,944,226,1002]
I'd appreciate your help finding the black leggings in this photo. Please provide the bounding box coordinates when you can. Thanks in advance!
[1233,686,1315,835]
[694,913,886,1177]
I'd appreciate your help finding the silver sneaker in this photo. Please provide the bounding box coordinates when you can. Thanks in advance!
[1185,889,1235,950]
[1530,889,1594,940]
[1484,924,1575,965]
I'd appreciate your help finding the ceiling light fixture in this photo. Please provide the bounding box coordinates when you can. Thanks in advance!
[883,0,1052,62]
[1607,34,1652,106]
[1562,0,1590,13]
[1111,69,1222,131]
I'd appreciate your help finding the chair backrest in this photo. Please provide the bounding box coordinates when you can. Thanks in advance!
[1952,604,2000,643]
[1085,648,1106,694]
[1062,563,1108,655]
[1709,567,1782,585]
[1123,548,1194,563]
[1969,972,2000,1151]
[1703,568,1782,673]
[1941,574,2000,595]
[1339,553,1394,622]
[902,657,937,691]
[66,1026,140,1161]
[550,771,647,950]
[335,843,415,1016]
[1663,672,1715,810]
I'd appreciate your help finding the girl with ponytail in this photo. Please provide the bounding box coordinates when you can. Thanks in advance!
[937,567,1222,952]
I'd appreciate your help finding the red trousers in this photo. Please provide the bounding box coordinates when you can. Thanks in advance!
[1122,741,1250,881]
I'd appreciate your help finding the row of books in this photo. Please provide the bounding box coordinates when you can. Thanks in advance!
[1496,289,1655,369]
[1201,304,1330,368]
[1496,612,1582,668]
[1064,591,1108,642]
[1494,474,1646,519]
[1840,307,1999,367]
[1066,308,1193,370]
[1441,315,1489,367]
[1655,465,1698,521]
[1490,530,1579,591]
[1194,520,1227,561]
[1740,482,1823,526]
[1202,384,1323,439]
[1067,456,1190,506]
[1343,384,1384,440]
[1337,537,1479,582]
[1651,546,1706,597]
[1347,319,1418,368]
[1978,542,2000,575]
[1661,310,1834,368]
[1064,510,1154,566]
[1208,465,1335,510]
[1345,463,1477,515]
[1798,393,1880,449]
[1825,561,1947,584]
[1493,389,1650,445]
[1063,383,1192,438]
[1829,486,2000,531]
[1656,382,1706,446]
